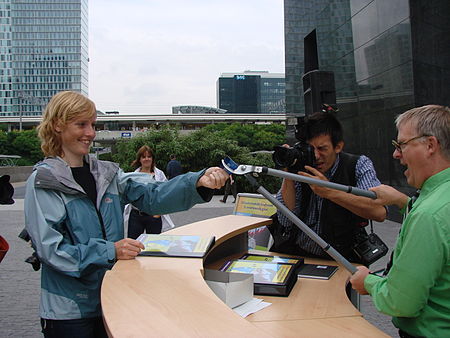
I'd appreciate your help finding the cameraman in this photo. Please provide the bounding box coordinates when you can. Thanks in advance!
[272,111,386,263]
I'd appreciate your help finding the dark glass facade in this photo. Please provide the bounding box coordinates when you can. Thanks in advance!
[233,75,260,113]
[260,77,286,114]
[217,71,285,114]
[0,0,88,117]
[284,0,450,191]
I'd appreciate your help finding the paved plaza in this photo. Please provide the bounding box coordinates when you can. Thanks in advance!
[0,183,400,337]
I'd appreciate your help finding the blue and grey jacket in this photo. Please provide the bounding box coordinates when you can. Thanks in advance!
[25,155,210,320]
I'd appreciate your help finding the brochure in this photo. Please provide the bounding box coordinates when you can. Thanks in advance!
[137,234,215,258]
[239,253,304,271]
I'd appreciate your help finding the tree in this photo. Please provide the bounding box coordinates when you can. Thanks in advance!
[0,131,7,154]
[202,122,285,152]
[113,127,180,172]
[112,125,283,194]
[0,129,43,165]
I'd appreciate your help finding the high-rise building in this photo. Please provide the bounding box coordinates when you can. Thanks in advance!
[217,71,285,114]
[0,0,88,117]
[283,0,450,190]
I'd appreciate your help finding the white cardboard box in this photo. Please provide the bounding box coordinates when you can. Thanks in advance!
[204,269,254,308]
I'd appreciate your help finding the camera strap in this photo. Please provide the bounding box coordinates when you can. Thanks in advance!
[382,190,421,275]
[369,219,375,234]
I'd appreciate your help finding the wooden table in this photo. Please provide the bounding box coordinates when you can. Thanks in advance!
[101,215,388,337]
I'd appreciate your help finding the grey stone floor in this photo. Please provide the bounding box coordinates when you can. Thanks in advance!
[0,188,399,337]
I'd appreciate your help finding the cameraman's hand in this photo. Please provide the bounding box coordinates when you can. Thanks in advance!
[280,144,292,172]
[114,238,145,260]
[299,165,331,197]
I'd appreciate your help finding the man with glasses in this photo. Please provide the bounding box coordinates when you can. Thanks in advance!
[272,111,386,262]
[350,105,450,338]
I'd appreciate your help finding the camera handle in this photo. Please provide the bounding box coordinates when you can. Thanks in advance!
[243,174,357,274]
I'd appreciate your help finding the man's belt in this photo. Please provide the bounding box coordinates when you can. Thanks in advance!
[131,208,151,217]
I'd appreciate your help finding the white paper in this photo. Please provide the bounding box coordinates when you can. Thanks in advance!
[232,298,271,318]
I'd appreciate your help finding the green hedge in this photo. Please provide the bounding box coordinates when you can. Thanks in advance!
[112,125,283,194]
[0,124,285,195]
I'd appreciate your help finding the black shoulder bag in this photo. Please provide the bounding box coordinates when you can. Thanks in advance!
[267,213,300,255]
[352,220,388,266]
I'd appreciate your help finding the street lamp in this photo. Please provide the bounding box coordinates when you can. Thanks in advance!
[17,91,24,131]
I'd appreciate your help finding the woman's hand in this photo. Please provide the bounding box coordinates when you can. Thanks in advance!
[197,167,229,189]
[114,238,145,260]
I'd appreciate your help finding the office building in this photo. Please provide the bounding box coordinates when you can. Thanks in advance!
[0,0,88,117]
[283,0,450,189]
[217,70,285,114]
[172,106,226,114]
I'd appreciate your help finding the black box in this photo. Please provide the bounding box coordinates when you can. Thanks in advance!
[220,259,298,297]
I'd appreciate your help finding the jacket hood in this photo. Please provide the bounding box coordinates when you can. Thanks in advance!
[34,155,119,196]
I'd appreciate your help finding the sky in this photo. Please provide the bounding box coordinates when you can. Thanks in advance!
[88,0,285,115]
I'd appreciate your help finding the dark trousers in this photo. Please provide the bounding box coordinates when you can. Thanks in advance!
[398,329,422,338]
[128,209,162,239]
[41,317,108,338]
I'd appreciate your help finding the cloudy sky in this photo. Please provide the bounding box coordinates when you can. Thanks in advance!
[88,0,285,115]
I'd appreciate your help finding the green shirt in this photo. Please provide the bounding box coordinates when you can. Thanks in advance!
[365,167,450,337]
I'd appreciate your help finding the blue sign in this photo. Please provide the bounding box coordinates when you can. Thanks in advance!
[121,132,132,138]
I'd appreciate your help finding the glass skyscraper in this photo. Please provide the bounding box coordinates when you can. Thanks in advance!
[0,0,88,117]
[284,0,450,190]
[217,71,285,114]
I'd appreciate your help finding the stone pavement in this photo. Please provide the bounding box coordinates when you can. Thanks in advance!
[0,183,400,337]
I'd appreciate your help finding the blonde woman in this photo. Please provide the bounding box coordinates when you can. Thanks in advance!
[24,91,228,337]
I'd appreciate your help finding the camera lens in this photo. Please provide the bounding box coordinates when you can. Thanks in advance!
[273,143,315,172]
[272,146,297,168]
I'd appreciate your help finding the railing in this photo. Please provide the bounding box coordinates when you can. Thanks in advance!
[0,155,21,166]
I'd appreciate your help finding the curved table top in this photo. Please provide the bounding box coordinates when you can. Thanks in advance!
[101,215,388,337]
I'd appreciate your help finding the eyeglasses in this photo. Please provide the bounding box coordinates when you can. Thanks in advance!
[392,135,429,153]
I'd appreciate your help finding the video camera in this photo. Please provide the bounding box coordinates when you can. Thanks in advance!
[272,104,338,172]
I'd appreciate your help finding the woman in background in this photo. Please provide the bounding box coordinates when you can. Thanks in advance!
[126,145,175,238]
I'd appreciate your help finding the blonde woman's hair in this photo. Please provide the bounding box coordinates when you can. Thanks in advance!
[37,91,96,157]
